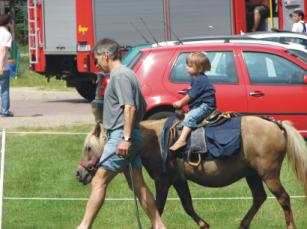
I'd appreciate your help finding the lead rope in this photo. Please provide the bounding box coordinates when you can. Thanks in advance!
[129,162,143,229]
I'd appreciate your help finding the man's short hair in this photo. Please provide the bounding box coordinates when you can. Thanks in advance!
[292,9,305,19]
[92,38,121,60]
[0,15,11,26]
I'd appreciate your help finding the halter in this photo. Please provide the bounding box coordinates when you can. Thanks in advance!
[79,155,101,175]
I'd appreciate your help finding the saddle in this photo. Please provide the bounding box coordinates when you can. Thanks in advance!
[175,108,239,128]
[161,109,241,179]
[161,110,241,180]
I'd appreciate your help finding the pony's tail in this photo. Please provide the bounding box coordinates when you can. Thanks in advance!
[282,121,307,197]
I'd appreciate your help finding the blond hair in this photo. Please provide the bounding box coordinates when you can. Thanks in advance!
[186,52,211,74]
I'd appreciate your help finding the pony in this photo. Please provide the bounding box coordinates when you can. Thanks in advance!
[76,116,307,229]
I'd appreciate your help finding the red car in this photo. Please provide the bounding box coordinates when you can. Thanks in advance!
[118,40,307,137]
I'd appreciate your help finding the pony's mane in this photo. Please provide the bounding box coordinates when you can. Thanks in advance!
[83,125,106,156]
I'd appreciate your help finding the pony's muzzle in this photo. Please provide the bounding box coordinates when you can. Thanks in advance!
[76,167,93,185]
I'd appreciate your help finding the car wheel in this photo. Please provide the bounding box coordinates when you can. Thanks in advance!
[146,111,175,120]
[76,81,96,101]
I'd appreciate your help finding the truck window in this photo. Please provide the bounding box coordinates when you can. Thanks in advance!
[243,52,306,85]
[170,51,238,84]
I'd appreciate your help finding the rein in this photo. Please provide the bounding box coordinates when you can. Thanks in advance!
[79,152,143,229]
[79,155,101,175]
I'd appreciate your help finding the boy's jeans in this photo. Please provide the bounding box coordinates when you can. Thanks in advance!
[0,70,10,114]
[181,103,213,129]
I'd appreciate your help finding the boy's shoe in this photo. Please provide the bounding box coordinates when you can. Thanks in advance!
[0,111,14,117]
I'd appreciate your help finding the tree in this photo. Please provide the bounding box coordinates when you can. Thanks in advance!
[15,1,27,44]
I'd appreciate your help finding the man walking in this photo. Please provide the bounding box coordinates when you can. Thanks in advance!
[77,38,166,229]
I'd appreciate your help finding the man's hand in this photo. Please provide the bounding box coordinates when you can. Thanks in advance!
[116,140,131,157]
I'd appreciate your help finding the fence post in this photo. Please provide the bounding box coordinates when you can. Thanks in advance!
[0,129,7,229]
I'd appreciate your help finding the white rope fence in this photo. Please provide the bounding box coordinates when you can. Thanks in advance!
[0,129,6,229]
[2,195,306,201]
[7,131,87,135]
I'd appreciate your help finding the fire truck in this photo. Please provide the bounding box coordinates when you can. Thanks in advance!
[28,0,307,100]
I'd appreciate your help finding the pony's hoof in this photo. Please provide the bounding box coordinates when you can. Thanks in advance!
[199,222,210,229]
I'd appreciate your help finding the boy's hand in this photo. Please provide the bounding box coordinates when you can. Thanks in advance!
[173,101,182,108]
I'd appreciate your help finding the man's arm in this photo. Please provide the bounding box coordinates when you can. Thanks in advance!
[123,104,136,139]
[0,47,8,75]
[116,104,136,157]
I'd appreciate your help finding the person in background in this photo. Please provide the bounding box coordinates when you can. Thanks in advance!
[291,9,306,33]
[170,52,216,152]
[246,0,270,32]
[0,14,13,117]
[77,38,166,229]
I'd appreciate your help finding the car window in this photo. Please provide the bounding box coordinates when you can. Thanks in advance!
[243,52,306,85]
[170,51,238,84]
[122,45,148,69]
[262,37,280,42]
[280,37,307,47]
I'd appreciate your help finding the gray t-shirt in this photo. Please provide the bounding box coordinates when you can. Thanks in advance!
[103,64,147,130]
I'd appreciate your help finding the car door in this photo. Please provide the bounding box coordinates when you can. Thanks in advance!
[240,48,307,135]
[162,47,248,112]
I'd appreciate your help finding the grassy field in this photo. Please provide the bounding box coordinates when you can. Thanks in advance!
[1,127,307,229]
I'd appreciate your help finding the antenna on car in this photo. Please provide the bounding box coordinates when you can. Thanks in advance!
[160,16,183,45]
[140,17,159,45]
[169,26,183,45]
[130,22,151,44]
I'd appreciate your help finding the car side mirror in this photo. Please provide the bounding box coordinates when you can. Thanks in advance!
[304,75,307,84]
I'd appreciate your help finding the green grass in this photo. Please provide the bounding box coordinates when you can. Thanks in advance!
[13,124,93,133]
[1,131,307,228]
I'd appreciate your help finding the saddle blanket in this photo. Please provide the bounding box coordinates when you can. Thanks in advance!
[161,116,241,167]
[193,116,241,160]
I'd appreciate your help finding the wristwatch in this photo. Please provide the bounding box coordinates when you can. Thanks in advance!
[122,136,132,142]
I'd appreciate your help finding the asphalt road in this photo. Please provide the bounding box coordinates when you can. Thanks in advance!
[0,87,95,130]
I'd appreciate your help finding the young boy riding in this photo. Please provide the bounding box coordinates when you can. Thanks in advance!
[170,52,216,152]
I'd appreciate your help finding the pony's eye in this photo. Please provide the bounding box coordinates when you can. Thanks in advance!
[88,164,94,171]
[87,146,92,152]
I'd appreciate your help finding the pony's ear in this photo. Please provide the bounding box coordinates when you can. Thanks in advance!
[93,123,101,137]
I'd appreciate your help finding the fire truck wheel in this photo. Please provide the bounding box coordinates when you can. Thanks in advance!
[76,82,96,101]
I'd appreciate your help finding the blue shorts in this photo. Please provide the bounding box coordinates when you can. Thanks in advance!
[98,128,143,173]
[181,103,213,129]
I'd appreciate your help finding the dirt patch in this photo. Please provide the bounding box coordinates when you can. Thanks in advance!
[0,87,95,130]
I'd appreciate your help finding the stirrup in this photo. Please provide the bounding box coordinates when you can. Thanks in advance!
[187,150,201,167]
